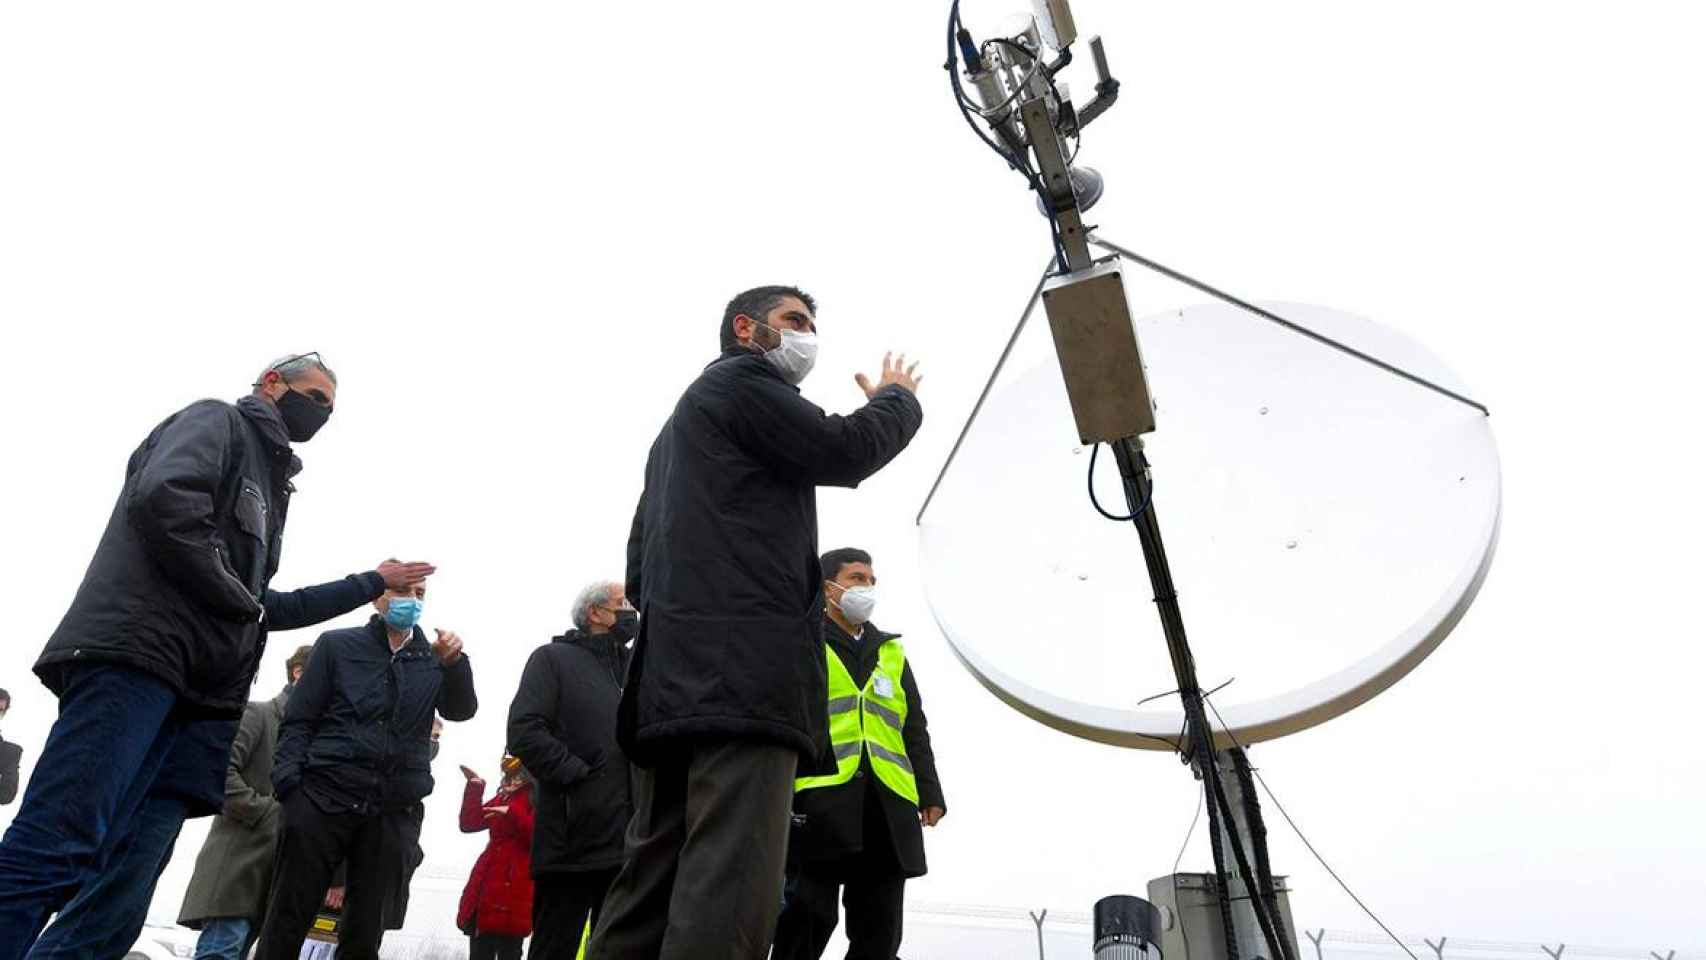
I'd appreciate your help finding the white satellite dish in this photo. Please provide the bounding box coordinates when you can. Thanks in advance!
[918,299,1501,750]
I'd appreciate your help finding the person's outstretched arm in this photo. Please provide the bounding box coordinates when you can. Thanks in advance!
[263,571,385,631]
[264,559,434,631]
[722,355,924,489]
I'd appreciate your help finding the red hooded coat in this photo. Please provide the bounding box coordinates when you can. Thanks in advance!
[457,777,536,936]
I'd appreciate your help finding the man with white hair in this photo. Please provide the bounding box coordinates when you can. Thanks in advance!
[507,580,637,959]
[0,353,435,960]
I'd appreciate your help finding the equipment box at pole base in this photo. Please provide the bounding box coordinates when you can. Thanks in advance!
[1147,873,1297,960]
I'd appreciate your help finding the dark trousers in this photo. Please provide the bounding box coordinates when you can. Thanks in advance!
[0,666,180,960]
[253,790,410,960]
[586,740,797,960]
[530,869,618,960]
[470,933,525,960]
[29,713,241,959]
[28,792,190,960]
[772,856,906,960]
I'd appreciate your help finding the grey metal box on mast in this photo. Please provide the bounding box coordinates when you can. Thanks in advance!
[1042,258,1157,443]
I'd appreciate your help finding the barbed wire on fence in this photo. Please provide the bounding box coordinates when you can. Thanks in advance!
[900,903,1701,960]
[1318,930,1698,960]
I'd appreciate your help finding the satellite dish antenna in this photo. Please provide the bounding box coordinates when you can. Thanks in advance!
[917,296,1501,750]
[939,2,1499,958]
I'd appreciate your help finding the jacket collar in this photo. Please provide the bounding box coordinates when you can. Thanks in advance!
[367,615,427,655]
[555,628,631,655]
[235,395,303,480]
[709,347,795,389]
[825,617,898,659]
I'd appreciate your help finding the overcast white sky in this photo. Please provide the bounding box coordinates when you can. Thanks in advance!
[2,1,1703,954]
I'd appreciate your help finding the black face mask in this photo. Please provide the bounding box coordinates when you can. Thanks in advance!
[611,609,639,643]
[277,387,332,443]
[430,740,441,762]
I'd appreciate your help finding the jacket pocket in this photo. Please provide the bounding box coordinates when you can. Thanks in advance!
[306,738,356,770]
[233,481,268,594]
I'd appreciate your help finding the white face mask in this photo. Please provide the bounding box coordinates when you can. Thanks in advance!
[832,584,878,625]
[758,324,818,385]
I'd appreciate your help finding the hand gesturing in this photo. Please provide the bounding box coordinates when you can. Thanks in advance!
[855,352,923,399]
[432,628,464,666]
[377,558,435,590]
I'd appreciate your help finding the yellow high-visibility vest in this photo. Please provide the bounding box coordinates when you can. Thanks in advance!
[795,637,919,805]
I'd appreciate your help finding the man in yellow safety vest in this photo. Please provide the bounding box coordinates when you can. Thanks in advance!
[772,548,946,960]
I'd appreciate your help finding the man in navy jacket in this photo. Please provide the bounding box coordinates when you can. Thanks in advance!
[254,578,476,960]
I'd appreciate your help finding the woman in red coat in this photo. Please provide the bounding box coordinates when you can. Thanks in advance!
[458,754,536,960]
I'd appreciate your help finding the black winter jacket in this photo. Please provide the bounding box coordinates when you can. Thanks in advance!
[37,396,315,716]
[0,737,19,805]
[622,350,923,765]
[790,620,945,878]
[507,629,633,875]
[273,617,477,813]
[151,573,392,818]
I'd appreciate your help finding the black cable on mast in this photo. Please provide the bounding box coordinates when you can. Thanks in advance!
[1205,697,1423,960]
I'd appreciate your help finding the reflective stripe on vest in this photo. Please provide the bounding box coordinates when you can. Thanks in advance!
[795,638,920,805]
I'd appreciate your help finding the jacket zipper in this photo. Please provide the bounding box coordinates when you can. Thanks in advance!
[241,487,269,591]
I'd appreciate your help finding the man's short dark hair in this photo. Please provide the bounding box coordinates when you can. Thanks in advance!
[821,547,873,582]
[285,644,314,682]
[721,285,817,352]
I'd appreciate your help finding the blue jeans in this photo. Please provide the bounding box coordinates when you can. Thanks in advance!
[0,665,181,960]
[27,793,190,959]
[28,715,239,960]
[194,918,254,960]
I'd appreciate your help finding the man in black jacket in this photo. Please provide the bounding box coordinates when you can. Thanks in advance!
[0,689,19,807]
[508,580,637,959]
[772,548,947,960]
[589,286,925,960]
[0,354,435,960]
[254,579,477,960]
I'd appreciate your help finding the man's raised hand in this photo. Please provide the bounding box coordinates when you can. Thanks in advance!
[377,559,436,591]
[432,628,464,666]
[855,352,924,399]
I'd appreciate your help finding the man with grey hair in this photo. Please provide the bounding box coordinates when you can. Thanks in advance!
[508,580,637,959]
[0,353,436,960]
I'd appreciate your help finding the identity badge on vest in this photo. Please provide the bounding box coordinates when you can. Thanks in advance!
[872,672,895,699]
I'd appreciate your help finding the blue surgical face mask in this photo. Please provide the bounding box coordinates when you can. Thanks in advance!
[385,597,424,631]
